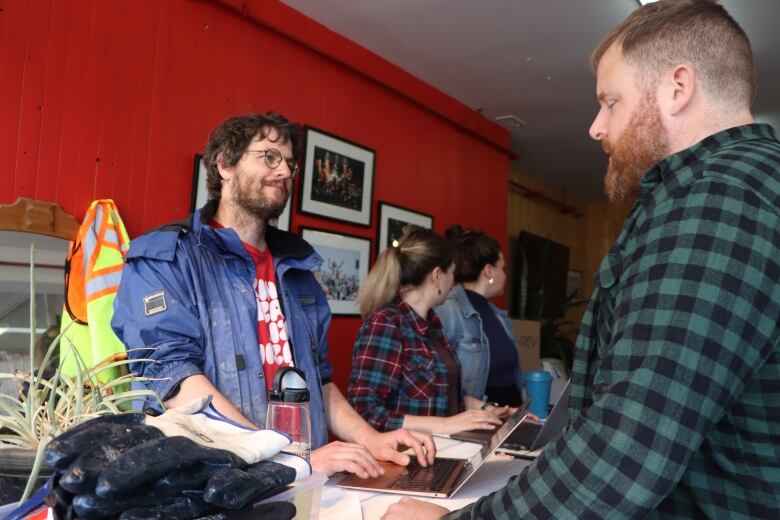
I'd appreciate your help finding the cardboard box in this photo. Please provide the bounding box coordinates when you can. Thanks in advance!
[512,319,541,373]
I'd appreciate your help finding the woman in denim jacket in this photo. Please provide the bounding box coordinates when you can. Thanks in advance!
[436,226,523,406]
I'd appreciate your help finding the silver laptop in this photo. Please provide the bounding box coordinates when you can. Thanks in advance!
[337,401,530,498]
[496,382,570,458]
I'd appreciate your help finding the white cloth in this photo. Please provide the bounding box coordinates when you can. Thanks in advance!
[145,396,311,479]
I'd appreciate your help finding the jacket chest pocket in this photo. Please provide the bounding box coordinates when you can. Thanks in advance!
[456,336,482,353]
[402,352,436,400]
[587,250,626,388]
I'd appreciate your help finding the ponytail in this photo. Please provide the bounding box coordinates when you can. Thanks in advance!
[357,246,401,318]
[357,225,453,318]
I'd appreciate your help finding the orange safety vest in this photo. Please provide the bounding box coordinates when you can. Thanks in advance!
[60,200,130,380]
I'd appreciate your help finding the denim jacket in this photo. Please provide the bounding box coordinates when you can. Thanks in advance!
[435,284,522,399]
[111,201,333,448]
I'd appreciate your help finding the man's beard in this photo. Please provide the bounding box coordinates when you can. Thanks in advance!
[602,93,670,204]
[234,171,290,221]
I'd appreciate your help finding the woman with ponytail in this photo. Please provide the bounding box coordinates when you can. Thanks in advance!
[348,226,506,434]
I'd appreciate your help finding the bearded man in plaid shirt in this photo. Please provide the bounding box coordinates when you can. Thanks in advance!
[383,1,780,518]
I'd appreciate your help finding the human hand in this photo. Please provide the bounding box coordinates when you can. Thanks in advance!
[382,497,449,520]
[310,441,384,478]
[485,404,514,420]
[363,428,436,467]
[525,412,543,424]
[442,410,502,434]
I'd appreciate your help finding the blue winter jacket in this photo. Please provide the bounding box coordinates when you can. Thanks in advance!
[111,201,333,448]
[435,284,522,400]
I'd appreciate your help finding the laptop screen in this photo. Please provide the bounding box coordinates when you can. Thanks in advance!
[472,401,529,463]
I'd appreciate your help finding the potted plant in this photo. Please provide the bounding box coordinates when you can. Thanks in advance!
[0,245,158,505]
[538,290,588,373]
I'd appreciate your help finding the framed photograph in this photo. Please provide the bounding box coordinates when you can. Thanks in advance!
[191,154,208,212]
[566,269,583,299]
[191,154,291,231]
[300,227,371,315]
[299,127,375,227]
[377,202,434,255]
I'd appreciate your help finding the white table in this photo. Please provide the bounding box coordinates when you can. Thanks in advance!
[319,437,531,520]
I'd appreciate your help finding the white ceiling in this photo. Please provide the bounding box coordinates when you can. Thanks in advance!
[280,0,780,203]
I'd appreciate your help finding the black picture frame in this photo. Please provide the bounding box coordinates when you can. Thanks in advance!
[191,153,207,212]
[300,227,371,315]
[298,126,375,227]
[376,201,434,256]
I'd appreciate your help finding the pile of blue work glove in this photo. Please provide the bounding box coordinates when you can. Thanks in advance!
[39,397,309,519]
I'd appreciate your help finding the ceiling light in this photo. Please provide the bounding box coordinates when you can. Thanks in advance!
[495,115,527,128]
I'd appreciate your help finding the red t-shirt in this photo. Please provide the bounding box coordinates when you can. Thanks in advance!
[244,241,294,390]
[212,222,293,390]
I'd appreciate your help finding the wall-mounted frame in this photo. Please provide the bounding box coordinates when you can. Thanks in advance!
[191,154,209,213]
[191,154,291,231]
[300,227,370,316]
[377,202,434,255]
[299,127,375,227]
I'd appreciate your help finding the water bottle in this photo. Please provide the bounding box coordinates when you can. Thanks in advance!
[266,367,311,461]
[524,370,553,420]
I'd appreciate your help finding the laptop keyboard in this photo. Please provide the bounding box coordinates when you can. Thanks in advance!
[387,458,461,491]
[500,421,543,450]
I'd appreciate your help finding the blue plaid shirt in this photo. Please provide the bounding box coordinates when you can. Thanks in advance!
[348,297,463,431]
[447,124,780,519]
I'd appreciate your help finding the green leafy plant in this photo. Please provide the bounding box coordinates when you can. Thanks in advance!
[539,290,588,373]
[0,244,160,502]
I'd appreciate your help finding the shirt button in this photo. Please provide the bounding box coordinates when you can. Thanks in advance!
[258,371,264,379]
[241,287,247,294]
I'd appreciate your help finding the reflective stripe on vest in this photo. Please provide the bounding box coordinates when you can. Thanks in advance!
[60,199,130,380]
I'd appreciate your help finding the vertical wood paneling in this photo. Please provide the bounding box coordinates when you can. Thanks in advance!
[93,3,128,201]
[145,1,175,229]
[0,0,29,201]
[15,0,50,199]
[73,0,111,213]
[54,0,88,217]
[35,0,71,204]
[1,0,509,394]
[109,2,140,210]
[125,2,162,234]
[0,0,6,51]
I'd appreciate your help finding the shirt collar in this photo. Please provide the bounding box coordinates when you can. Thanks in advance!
[194,199,316,261]
[638,123,778,202]
[394,296,440,336]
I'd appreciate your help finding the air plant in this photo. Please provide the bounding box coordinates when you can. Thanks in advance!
[0,244,160,502]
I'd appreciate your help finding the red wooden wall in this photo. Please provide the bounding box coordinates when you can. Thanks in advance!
[0,0,510,392]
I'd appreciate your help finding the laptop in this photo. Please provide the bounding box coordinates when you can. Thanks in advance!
[450,382,570,459]
[337,401,530,498]
[495,382,570,458]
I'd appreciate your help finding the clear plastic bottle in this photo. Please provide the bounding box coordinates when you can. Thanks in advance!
[266,367,311,461]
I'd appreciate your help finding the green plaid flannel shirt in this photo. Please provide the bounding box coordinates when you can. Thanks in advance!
[446,124,780,519]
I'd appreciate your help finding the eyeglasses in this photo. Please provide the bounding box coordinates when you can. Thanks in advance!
[246,148,299,178]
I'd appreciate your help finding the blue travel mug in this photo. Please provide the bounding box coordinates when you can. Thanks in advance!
[524,370,553,420]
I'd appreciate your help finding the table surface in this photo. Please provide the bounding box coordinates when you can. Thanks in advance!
[319,436,531,520]
[0,438,530,520]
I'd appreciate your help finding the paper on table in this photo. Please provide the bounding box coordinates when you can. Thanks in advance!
[320,485,363,520]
